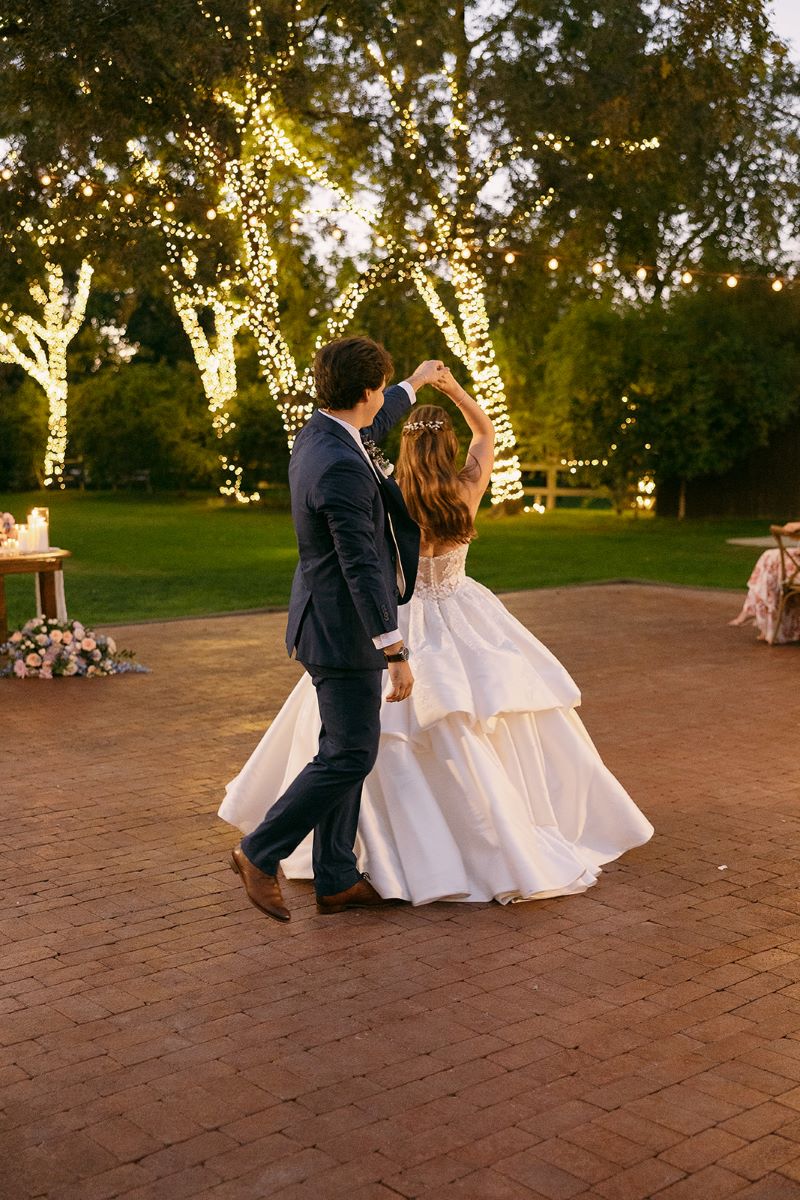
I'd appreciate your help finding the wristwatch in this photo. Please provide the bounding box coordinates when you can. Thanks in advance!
[384,646,410,663]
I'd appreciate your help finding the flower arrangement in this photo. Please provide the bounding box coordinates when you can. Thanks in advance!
[0,511,16,543]
[0,616,148,679]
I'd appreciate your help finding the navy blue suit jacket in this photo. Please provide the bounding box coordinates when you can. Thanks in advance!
[285,385,421,671]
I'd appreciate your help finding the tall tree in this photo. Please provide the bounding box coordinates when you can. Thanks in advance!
[0,223,92,486]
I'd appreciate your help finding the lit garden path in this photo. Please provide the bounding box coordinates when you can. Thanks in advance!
[3,584,800,1200]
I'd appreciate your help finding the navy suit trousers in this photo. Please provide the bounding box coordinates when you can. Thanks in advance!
[241,666,383,896]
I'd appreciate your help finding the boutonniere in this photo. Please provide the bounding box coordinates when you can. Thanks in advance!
[362,437,394,476]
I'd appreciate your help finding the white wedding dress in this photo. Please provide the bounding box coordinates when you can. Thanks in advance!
[219,545,654,904]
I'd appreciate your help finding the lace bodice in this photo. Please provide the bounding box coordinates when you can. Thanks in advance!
[414,544,469,599]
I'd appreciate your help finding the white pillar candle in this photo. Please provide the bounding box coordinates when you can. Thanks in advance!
[27,512,49,551]
[17,524,29,553]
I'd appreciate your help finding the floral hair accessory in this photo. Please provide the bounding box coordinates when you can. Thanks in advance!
[402,419,445,434]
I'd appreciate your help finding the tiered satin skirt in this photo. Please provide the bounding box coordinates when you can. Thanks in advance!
[219,576,654,904]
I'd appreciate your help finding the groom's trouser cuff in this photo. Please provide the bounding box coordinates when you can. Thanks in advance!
[241,668,383,895]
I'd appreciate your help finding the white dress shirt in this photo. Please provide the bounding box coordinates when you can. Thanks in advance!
[320,381,415,650]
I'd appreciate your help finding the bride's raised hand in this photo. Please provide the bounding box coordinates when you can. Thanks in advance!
[432,367,466,401]
[408,359,445,390]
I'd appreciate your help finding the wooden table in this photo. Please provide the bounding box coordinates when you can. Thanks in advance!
[0,549,71,644]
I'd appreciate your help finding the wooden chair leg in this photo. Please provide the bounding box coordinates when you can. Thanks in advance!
[39,570,58,620]
[770,593,787,645]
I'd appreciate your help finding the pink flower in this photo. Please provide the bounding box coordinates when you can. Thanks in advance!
[50,630,63,643]
[13,659,27,678]
[10,631,22,643]
[25,652,42,668]
[36,633,49,646]
[81,637,96,651]
[105,637,117,654]
[63,661,78,676]
[39,665,53,679]
[91,649,101,661]
[61,631,73,644]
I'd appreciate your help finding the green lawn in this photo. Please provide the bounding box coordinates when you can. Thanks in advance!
[0,490,765,628]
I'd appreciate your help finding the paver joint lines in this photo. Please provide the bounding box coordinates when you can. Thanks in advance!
[2,585,800,1200]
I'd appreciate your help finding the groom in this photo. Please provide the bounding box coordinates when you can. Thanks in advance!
[231,336,445,921]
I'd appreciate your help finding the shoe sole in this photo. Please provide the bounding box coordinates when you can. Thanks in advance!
[230,853,291,922]
[316,900,403,915]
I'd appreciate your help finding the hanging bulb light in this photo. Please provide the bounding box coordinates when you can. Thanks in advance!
[636,266,647,281]
[681,271,693,285]
[726,275,738,289]
[772,279,784,293]
[504,251,515,265]
[547,257,559,271]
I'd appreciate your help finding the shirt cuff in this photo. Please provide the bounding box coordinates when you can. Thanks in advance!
[373,629,402,650]
[398,381,416,404]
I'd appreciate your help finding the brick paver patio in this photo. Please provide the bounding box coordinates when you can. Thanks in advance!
[3,583,800,1200]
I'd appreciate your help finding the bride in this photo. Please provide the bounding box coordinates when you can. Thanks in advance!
[220,370,653,905]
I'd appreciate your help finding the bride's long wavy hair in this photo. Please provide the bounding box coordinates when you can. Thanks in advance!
[395,405,476,546]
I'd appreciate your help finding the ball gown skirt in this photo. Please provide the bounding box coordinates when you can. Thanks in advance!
[219,546,654,904]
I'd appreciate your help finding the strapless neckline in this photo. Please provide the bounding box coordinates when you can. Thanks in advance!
[419,545,467,562]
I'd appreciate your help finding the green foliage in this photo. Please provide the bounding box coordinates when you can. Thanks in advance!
[69,361,217,490]
[0,373,47,490]
[228,382,290,488]
[649,284,800,481]
[539,285,800,505]
[540,298,651,509]
[2,0,799,503]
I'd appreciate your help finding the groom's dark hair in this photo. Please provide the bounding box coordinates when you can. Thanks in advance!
[314,336,394,411]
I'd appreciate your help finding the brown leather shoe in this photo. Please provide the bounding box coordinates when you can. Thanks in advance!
[230,846,290,922]
[316,875,401,915]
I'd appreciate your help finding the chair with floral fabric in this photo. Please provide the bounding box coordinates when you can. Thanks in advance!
[768,526,800,645]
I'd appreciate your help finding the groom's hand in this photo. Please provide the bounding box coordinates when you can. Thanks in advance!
[407,359,446,392]
[386,660,414,702]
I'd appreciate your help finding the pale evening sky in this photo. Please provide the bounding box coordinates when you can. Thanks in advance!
[770,0,800,55]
